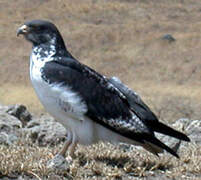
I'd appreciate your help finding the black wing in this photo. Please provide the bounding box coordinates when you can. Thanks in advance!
[108,77,190,142]
[41,58,131,121]
[41,57,189,157]
[108,77,156,121]
[41,58,148,136]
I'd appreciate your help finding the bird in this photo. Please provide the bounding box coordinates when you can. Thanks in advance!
[17,19,190,159]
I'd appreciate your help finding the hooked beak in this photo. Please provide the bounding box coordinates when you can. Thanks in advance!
[17,25,30,36]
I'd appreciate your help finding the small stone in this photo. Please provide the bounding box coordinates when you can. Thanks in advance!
[0,132,18,145]
[172,118,191,131]
[0,113,22,131]
[24,115,67,146]
[7,104,32,127]
[48,174,64,180]
[0,132,8,144]
[0,110,22,145]
[186,120,201,145]
[155,118,192,153]
[161,34,176,43]
[47,154,70,171]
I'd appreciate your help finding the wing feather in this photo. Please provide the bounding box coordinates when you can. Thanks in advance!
[41,58,150,138]
[41,58,189,158]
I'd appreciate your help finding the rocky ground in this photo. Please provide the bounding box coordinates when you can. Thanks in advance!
[1,0,201,179]
[0,104,200,179]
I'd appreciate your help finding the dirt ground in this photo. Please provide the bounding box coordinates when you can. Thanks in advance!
[1,0,201,122]
[0,0,201,179]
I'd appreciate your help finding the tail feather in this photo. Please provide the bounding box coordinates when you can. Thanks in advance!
[150,121,190,142]
[144,135,179,158]
[142,142,163,156]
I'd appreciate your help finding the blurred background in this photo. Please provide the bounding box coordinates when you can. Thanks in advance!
[0,0,201,123]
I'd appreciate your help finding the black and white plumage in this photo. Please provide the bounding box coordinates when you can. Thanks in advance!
[17,20,190,159]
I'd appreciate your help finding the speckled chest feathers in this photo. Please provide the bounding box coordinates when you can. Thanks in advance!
[30,36,87,120]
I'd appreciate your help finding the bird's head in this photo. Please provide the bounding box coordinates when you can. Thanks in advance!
[17,20,66,48]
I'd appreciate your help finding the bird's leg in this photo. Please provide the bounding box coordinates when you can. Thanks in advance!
[47,130,74,169]
[59,130,73,157]
[68,131,78,159]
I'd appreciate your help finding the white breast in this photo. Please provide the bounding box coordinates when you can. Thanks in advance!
[30,51,98,144]
[30,52,86,122]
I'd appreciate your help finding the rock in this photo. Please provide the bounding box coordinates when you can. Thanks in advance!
[0,132,18,145]
[7,104,32,127]
[165,118,201,147]
[155,132,181,153]
[47,154,70,171]
[0,110,22,145]
[0,104,67,146]
[155,118,191,153]
[172,118,191,131]
[186,120,201,145]
[25,115,67,146]
[156,118,201,154]
[1,103,200,153]
[0,104,23,145]
[161,34,176,43]
[48,174,71,180]
[0,113,22,131]
[1,174,39,180]
[0,104,10,113]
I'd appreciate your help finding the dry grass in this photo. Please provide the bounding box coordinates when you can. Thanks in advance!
[1,0,201,179]
[0,134,200,179]
[1,0,201,121]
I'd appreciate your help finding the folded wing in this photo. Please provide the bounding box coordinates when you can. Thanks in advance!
[41,58,189,158]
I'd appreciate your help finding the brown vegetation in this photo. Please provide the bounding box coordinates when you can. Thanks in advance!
[0,0,201,179]
[1,0,201,121]
[0,134,200,179]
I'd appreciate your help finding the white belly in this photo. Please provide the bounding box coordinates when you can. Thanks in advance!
[30,62,140,146]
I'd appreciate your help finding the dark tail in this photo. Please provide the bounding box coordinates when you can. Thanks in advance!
[142,121,190,158]
[144,135,180,158]
[149,121,190,142]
